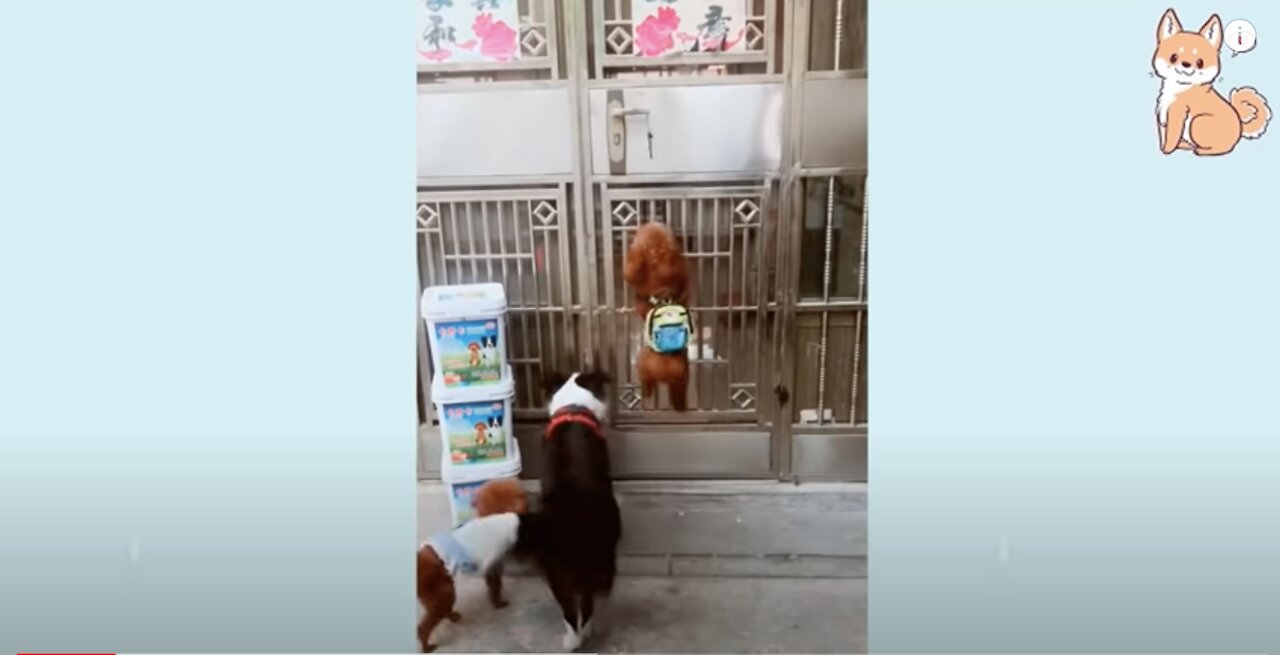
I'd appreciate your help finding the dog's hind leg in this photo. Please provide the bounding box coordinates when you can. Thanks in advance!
[578,592,596,642]
[668,373,689,412]
[418,611,445,653]
[419,578,458,652]
[547,569,584,651]
[485,562,508,608]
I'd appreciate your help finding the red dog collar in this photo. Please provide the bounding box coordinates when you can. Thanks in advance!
[545,407,603,440]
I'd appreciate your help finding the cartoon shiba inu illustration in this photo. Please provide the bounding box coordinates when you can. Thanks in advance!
[1152,9,1271,156]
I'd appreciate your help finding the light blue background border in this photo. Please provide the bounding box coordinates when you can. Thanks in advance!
[4,0,1280,652]
[871,0,1280,652]
[0,1,416,651]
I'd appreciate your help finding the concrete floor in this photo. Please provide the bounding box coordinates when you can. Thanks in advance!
[423,574,867,653]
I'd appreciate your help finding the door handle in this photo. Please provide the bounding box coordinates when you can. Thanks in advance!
[609,107,651,119]
[606,93,652,169]
[608,105,653,162]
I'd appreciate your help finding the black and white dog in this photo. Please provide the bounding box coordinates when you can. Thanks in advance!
[513,370,620,651]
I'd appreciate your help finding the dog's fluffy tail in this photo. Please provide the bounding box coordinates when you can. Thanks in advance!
[1231,87,1272,139]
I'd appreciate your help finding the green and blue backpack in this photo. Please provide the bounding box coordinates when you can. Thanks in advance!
[644,301,692,354]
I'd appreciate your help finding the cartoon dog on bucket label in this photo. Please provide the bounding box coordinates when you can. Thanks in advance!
[1152,9,1271,156]
[488,414,504,449]
[480,336,497,367]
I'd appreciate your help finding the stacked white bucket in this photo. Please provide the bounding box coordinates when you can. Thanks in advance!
[421,282,520,527]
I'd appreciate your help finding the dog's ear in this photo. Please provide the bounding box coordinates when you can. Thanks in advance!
[1198,14,1223,50]
[542,371,570,396]
[573,370,613,400]
[1157,8,1182,42]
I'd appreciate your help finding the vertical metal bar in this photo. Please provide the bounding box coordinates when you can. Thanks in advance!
[480,200,495,282]
[621,222,635,404]
[822,177,836,304]
[419,201,439,288]
[436,222,450,286]
[709,196,722,410]
[545,0,562,80]
[600,187,622,404]
[692,196,707,409]
[526,200,547,396]
[540,203,560,369]
[453,203,468,282]
[465,202,480,281]
[556,184,576,366]
[591,0,606,80]
[816,311,830,425]
[493,198,520,402]
[754,186,769,424]
[496,200,511,288]
[738,196,750,415]
[417,273,434,426]
[512,202,533,408]
[859,175,869,301]
[834,0,846,71]
[416,231,428,289]
[650,199,663,407]
[815,176,837,425]
[763,0,777,74]
[773,0,810,478]
[724,197,735,407]
[852,176,868,424]
[564,0,600,371]
[850,310,863,425]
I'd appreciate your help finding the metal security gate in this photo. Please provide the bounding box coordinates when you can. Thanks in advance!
[417,0,866,480]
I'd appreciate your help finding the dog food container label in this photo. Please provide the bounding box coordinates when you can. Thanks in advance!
[421,283,509,389]
[445,479,488,527]
[432,369,514,465]
[440,437,522,527]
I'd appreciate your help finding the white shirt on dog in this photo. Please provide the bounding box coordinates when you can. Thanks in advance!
[423,512,519,577]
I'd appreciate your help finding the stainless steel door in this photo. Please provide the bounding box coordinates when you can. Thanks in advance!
[417,0,868,480]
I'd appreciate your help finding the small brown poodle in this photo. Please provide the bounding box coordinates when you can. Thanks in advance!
[416,478,527,652]
[623,222,692,411]
[470,478,526,607]
[623,222,690,317]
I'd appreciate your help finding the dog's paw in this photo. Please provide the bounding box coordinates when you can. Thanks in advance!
[447,611,462,622]
[422,644,437,653]
[561,619,583,651]
[490,597,510,609]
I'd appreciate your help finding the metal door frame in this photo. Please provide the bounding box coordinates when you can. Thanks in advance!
[776,0,868,481]
[416,0,867,481]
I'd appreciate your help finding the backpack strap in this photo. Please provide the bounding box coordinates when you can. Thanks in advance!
[644,305,657,349]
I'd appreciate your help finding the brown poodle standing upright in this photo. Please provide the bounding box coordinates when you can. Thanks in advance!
[623,222,692,412]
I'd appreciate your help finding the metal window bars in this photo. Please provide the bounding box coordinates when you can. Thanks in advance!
[416,186,577,416]
[792,174,867,427]
[807,0,866,73]
[596,182,776,422]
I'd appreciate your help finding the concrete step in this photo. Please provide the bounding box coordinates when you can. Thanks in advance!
[418,480,867,578]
